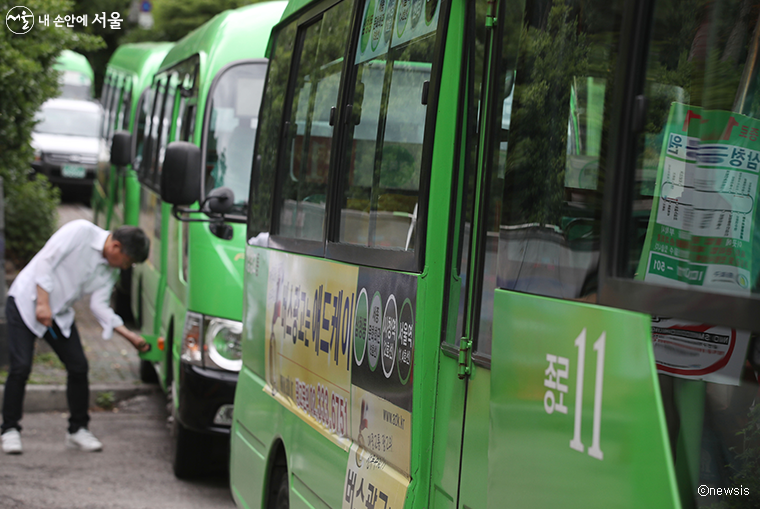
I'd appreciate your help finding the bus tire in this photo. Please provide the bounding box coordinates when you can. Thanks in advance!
[172,418,211,479]
[139,360,158,384]
[113,269,134,326]
[270,468,289,509]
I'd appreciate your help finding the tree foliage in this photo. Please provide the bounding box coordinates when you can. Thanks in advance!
[122,0,263,43]
[503,0,589,226]
[0,0,102,266]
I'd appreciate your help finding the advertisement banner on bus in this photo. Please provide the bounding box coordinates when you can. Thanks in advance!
[264,251,416,471]
[342,442,410,509]
[265,253,356,437]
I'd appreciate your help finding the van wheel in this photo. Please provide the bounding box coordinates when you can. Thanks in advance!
[270,468,289,509]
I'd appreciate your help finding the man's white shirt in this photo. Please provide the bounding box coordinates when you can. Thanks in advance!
[8,220,124,339]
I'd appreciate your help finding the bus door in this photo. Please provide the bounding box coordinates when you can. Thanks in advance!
[453,0,679,507]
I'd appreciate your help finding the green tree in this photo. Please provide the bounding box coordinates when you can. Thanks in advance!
[503,0,589,226]
[0,0,102,266]
[121,0,265,44]
[69,0,131,97]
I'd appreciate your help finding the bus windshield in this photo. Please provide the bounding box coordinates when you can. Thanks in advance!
[204,62,267,213]
[59,70,92,100]
[35,104,102,138]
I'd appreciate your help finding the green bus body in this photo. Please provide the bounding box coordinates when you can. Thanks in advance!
[54,49,94,100]
[227,0,760,507]
[93,42,174,233]
[130,1,286,478]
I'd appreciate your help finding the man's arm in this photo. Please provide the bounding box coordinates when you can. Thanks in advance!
[114,325,150,353]
[36,285,53,327]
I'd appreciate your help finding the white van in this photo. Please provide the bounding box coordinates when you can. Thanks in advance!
[31,98,106,194]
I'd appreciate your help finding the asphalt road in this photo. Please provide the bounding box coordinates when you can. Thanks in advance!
[0,392,235,509]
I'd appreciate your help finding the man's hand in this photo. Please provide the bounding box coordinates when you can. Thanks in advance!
[114,325,151,353]
[36,286,53,327]
[133,336,151,353]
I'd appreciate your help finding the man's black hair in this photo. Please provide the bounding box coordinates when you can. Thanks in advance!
[112,226,150,263]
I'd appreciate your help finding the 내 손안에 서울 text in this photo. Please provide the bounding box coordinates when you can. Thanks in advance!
[698,485,750,497]
[6,6,122,33]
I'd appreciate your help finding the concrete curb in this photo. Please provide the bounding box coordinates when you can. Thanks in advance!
[0,383,162,413]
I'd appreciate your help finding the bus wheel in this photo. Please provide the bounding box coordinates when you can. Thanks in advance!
[139,360,158,384]
[172,417,211,479]
[270,468,289,509]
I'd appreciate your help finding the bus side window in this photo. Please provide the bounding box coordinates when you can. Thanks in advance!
[177,62,199,143]
[247,21,297,241]
[156,73,179,186]
[119,80,132,131]
[472,0,623,356]
[106,76,123,142]
[146,78,167,186]
[337,0,439,253]
[134,87,153,176]
[274,1,353,243]
[100,75,112,139]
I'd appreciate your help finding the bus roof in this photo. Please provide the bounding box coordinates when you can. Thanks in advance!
[158,1,287,85]
[53,50,94,79]
[106,42,175,99]
[279,0,313,23]
[108,42,175,75]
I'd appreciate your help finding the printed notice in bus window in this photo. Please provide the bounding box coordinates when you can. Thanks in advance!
[650,317,750,385]
[637,103,758,293]
[637,103,757,385]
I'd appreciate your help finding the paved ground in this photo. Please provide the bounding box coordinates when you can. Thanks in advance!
[0,392,234,509]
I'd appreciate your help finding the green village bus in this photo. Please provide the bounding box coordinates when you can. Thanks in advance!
[93,42,174,236]
[159,0,760,506]
[127,1,287,478]
[93,43,174,332]
[54,49,94,100]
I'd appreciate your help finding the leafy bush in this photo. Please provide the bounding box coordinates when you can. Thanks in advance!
[4,175,61,267]
[0,0,102,267]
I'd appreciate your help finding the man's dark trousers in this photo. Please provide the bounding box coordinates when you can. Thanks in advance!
[1,296,89,434]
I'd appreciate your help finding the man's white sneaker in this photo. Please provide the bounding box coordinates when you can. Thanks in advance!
[66,428,103,452]
[2,429,22,454]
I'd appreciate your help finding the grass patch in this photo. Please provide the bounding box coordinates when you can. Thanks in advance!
[33,351,65,369]
[95,391,116,410]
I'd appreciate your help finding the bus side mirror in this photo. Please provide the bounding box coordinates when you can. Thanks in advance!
[204,187,235,215]
[110,131,132,167]
[161,141,200,206]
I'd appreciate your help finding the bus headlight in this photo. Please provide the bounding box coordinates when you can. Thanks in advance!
[205,317,243,372]
[181,311,203,366]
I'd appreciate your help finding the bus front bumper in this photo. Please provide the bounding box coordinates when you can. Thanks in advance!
[177,361,239,435]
